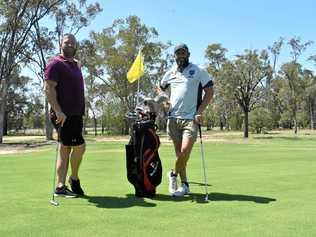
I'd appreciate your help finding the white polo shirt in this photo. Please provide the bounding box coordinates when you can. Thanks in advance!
[160,63,213,119]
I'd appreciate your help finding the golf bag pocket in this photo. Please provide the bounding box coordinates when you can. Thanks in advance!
[125,120,162,197]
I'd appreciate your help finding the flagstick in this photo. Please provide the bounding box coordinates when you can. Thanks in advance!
[136,48,143,107]
[136,76,140,107]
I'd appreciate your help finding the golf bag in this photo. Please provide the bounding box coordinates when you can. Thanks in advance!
[125,119,162,197]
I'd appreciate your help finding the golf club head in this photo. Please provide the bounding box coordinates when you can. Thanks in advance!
[204,194,209,202]
[125,111,138,119]
[50,200,59,206]
[143,97,155,104]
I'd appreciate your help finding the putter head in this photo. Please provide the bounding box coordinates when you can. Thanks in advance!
[204,194,209,202]
[50,200,59,206]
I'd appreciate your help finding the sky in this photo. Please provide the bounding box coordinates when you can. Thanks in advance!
[75,0,316,69]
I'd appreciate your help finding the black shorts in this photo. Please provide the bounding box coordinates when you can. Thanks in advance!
[50,112,85,146]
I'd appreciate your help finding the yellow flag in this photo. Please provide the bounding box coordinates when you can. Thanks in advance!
[127,50,144,83]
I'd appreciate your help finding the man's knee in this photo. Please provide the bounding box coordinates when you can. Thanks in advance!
[181,140,195,156]
[59,144,71,156]
[176,150,190,161]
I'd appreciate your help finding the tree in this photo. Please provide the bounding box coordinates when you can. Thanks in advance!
[53,0,102,42]
[301,70,316,129]
[6,74,30,133]
[279,62,307,133]
[288,37,313,63]
[307,54,316,129]
[22,0,102,140]
[24,22,56,140]
[0,0,64,143]
[205,43,227,76]
[205,43,235,130]
[212,61,240,130]
[24,94,45,130]
[267,38,284,88]
[88,15,170,134]
[79,39,107,135]
[249,107,273,134]
[229,50,271,138]
[265,38,284,128]
[268,76,284,128]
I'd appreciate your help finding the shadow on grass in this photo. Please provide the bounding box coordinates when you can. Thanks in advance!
[189,181,212,187]
[208,192,276,204]
[253,136,309,141]
[152,193,209,204]
[84,193,208,207]
[83,191,276,208]
[152,192,276,204]
[83,194,156,208]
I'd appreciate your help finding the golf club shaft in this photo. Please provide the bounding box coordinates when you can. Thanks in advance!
[198,125,208,198]
[50,129,60,205]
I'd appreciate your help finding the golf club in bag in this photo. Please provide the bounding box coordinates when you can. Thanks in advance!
[125,94,167,197]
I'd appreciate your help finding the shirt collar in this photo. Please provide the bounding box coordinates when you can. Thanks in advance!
[58,54,77,64]
[173,63,192,73]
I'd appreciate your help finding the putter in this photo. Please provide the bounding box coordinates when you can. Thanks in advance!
[50,130,60,207]
[198,125,209,202]
[50,199,59,206]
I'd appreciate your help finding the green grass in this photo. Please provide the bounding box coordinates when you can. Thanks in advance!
[1,131,316,237]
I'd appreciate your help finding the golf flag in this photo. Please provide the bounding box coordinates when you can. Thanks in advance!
[127,50,144,83]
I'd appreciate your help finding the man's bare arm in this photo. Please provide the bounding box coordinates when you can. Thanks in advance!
[44,80,67,126]
[197,86,214,115]
[44,80,61,113]
[194,86,214,124]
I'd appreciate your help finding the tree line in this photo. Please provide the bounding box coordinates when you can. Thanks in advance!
[1,1,316,143]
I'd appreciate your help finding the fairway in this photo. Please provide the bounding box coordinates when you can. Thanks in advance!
[1,131,316,237]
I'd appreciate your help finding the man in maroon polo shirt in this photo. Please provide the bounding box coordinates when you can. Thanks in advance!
[44,33,85,198]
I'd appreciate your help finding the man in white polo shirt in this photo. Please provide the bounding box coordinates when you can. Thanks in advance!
[157,43,214,197]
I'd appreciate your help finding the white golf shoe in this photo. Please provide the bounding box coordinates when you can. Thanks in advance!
[173,183,190,197]
[167,170,177,194]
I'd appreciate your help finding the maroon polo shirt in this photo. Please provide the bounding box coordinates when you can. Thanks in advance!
[44,55,85,116]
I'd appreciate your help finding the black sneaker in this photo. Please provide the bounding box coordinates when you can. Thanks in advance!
[69,177,84,196]
[54,185,78,198]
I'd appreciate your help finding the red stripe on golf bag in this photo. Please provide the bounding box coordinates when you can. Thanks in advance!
[143,149,156,193]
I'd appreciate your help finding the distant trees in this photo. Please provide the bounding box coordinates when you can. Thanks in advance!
[2,6,316,139]
[207,49,270,137]
[81,15,171,134]
[0,0,102,142]
[205,37,316,137]
[26,0,102,140]
[5,74,31,133]
[0,0,66,143]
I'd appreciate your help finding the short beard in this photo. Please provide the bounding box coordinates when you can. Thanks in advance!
[176,58,189,69]
[62,48,76,58]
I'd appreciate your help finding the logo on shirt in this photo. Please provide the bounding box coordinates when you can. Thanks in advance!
[188,70,195,78]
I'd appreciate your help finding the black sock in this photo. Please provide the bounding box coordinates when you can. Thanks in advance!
[182,181,189,187]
